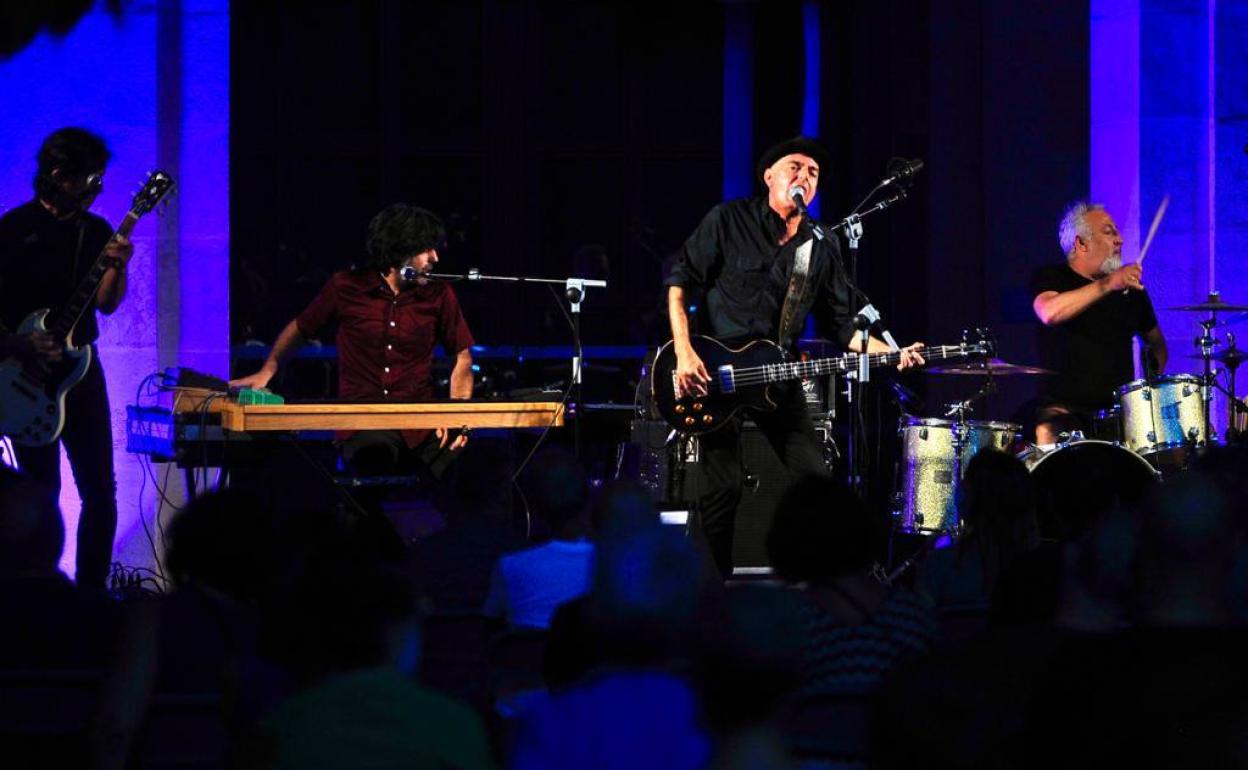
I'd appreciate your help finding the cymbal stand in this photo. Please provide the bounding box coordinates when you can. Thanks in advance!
[1197,316,1217,445]
[1224,332,1243,440]
[941,369,995,530]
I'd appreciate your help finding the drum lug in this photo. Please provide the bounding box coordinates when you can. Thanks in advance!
[1141,389,1151,401]
[1182,385,1193,398]
[1147,431,1157,444]
[1187,427,1200,441]
[919,428,928,441]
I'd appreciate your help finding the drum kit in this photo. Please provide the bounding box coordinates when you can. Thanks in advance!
[892,293,1248,536]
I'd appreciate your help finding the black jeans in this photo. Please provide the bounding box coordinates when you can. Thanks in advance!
[694,382,831,577]
[14,349,117,589]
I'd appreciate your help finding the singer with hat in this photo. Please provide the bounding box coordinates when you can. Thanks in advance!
[663,136,926,578]
[231,203,475,486]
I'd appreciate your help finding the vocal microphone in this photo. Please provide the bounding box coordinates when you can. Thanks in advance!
[398,265,431,284]
[788,186,810,214]
[880,158,924,188]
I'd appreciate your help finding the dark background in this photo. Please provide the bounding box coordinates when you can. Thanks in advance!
[230,0,1089,423]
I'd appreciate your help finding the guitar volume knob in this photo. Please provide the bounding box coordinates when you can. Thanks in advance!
[684,417,696,427]
[692,402,703,412]
[674,404,686,414]
[702,415,713,424]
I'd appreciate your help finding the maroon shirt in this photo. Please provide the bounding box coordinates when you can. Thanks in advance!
[296,270,475,447]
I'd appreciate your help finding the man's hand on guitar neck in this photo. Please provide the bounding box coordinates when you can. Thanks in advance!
[2,331,62,363]
[674,345,710,398]
[897,341,926,371]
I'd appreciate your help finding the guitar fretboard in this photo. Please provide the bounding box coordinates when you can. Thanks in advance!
[732,344,988,386]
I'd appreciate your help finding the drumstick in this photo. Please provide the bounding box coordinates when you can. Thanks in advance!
[1136,194,1169,267]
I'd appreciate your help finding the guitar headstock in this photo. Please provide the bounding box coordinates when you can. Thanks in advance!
[130,171,175,217]
[962,327,996,359]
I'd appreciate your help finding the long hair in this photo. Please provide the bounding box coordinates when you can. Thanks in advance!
[361,203,445,272]
[33,127,110,201]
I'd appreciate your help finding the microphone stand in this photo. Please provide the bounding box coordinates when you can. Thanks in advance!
[819,184,910,500]
[422,270,607,457]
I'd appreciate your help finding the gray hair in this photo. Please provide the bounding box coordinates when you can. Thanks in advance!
[1058,201,1105,259]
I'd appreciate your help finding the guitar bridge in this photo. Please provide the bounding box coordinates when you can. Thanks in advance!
[717,365,735,394]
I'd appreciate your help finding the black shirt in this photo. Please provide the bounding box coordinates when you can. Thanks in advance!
[1031,262,1158,409]
[664,197,857,348]
[0,200,114,346]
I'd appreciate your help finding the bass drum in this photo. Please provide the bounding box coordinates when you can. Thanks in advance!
[1027,439,1159,541]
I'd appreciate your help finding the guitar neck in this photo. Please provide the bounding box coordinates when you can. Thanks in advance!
[47,211,139,340]
[751,344,984,384]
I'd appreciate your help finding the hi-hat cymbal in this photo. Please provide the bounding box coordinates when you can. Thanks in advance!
[925,359,1053,376]
[1166,299,1248,312]
[1188,348,1248,366]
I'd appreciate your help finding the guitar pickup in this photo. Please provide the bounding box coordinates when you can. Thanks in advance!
[716,365,735,394]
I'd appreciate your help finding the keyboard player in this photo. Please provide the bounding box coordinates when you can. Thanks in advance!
[230,203,475,483]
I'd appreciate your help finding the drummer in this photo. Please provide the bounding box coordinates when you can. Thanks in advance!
[1031,201,1168,440]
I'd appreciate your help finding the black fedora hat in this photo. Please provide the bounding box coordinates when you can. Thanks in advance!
[755,136,831,183]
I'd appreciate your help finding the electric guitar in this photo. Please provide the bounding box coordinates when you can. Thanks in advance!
[0,171,175,446]
[651,333,994,435]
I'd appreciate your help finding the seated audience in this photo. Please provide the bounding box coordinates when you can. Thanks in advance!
[511,519,712,770]
[917,449,1041,645]
[259,533,494,770]
[413,442,524,615]
[483,448,593,630]
[767,475,936,766]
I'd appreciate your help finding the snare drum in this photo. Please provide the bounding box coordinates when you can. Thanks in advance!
[1028,439,1159,540]
[894,417,1020,533]
[1116,374,1209,458]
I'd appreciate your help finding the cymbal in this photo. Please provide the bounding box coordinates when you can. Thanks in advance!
[1165,299,1248,312]
[1188,348,1248,366]
[925,358,1054,376]
[797,338,841,355]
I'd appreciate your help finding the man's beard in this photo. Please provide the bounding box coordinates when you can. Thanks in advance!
[1098,254,1122,276]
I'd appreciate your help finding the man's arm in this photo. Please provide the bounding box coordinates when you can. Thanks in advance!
[668,285,709,397]
[846,333,926,370]
[227,319,306,389]
[1142,325,1168,373]
[449,348,473,399]
[96,236,134,315]
[1033,264,1141,326]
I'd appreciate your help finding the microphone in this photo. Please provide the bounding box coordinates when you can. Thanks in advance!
[398,265,430,284]
[881,158,924,188]
[788,186,810,215]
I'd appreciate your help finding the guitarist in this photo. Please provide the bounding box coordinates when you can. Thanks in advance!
[0,128,133,589]
[664,136,925,577]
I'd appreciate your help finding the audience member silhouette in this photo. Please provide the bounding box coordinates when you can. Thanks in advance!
[483,448,593,630]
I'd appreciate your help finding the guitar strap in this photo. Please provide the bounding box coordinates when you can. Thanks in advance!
[777,237,814,348]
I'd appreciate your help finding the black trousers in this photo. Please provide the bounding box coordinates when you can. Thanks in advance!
[14,349,117,589]
[694,382,831,577]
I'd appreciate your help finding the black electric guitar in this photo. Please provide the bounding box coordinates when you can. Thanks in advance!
[651,333,994,435]
[0,171,175,446]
